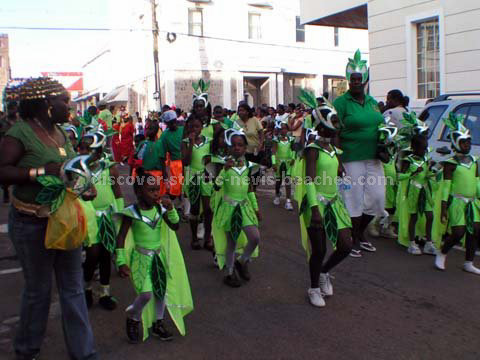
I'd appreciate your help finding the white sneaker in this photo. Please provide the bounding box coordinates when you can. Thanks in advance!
[381,225,397,239]
[367,220,380,238]
[423,241,437,255]
[273,197,280,206]
[463,261,480,275]
[197,223,205,240]
[285,200,293,211]
[319,273,333,297]
[407,242,422,255]
[307,288,325,307]
[434,251,446,270]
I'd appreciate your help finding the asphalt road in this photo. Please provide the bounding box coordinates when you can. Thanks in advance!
[0,170,479,360]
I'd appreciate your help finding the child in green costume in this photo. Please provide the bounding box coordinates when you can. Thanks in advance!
[212,129,262,287]
[181,115,214,251]
[272,121,295,211]
[116,168,193,343]
[297,89,353,308]
[397,134,437,255]
[435,113,480,275]
[79,130,124,310]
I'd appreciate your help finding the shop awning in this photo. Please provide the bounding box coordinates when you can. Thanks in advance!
[97,86,128,105]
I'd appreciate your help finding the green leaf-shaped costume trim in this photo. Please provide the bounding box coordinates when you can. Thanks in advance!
[230,204,243,242]
[297,88,318,110]
[192,79,210,95]
[346,49,368,83]
[466,202,474,235]
[299,194,308,216]
[36,175,67,213]
[401,112,419,127]
[97,213,116,253]
[443,112,465,131]
[417,187,426,215]
[188,175,201,206]
[324,203,338,246]
[151,253,167,299]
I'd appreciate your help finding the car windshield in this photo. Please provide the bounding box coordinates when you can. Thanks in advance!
[418,105,448,138]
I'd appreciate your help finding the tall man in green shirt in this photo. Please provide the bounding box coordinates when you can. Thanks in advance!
[333,49,386,258]
[158,110,185,199]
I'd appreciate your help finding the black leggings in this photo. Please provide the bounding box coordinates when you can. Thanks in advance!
[442,224,480,261]
[307,227,353,288]
[83,244,112,286]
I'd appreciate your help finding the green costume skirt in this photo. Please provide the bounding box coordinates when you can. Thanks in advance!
[79,200,98,247]
[447,196,480,229]
[215,197,258,231]
[275,159,293,178]
[406,181,433,215]
[383,161,397,210]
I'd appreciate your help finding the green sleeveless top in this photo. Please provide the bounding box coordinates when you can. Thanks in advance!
[92,166,116,211]
[274,136,295,161]
[406,154,429,185]
[307,143,340,196]
[219,161,253,202]
[183,136,211,174]
[125,205,166,250]
[6,120,75,204]
[446,156,477,198]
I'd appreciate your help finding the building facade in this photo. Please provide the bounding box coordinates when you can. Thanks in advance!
[78,0,368,115]
[301,0,480,109]
[0,34,11,111]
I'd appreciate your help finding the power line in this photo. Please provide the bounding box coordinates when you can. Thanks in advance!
[0,26,368,54]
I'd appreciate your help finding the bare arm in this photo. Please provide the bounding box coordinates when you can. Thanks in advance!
[109,164,123,199]
[0,136,28,185]
[116,216,132,249]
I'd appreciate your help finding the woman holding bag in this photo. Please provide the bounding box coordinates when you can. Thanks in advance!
[0,78,97,360]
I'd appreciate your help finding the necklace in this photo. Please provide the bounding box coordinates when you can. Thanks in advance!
[33,118,67,157]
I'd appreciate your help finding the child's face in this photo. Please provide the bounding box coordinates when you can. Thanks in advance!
[138,182,161,207]
[280,125,288,137]
[413,141,428,157]
[194,101,206,117]
[213,108,223,120]
[231,136,247,158]
[459,138,471,154]
[191,120,203,137]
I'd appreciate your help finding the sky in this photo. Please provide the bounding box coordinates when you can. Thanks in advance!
[0,0,111,78]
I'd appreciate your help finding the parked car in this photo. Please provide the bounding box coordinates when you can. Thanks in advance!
[418,93,480,161]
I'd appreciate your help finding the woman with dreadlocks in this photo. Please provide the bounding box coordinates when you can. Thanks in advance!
[296,89,353,308]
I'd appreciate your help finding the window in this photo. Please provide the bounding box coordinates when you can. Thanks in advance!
[416,18,440,99]
[296,16,305,43]
[418,105,447,138]
[188,8,203,36]
[248,12,261,40]
[440,105,480,145]
[334,27,339,47]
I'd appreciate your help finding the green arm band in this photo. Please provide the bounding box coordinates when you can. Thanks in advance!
[248,192,259,211]
[271,155,276,165]
[305,182,319,208]
[115,197,125,212]
[116,248,126,267]
[442,179,452,202]
[167,208,180,224]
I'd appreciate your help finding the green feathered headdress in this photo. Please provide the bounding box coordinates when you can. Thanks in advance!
[192,79,210,106]
[346,49,368,83]
[443,112,470,152]
[297,89,337,131]
[401,111,429,136]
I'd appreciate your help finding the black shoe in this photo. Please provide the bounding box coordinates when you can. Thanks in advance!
[126,317,141,344]
[99,295,117,311]
[223,271,241,288]
[152,320,173,341]
[235,260,251,281]
[85,289,93,309]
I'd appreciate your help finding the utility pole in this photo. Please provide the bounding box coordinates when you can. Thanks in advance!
[151,0,162,110]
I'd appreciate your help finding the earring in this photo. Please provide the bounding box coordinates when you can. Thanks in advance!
[47,106,53,118]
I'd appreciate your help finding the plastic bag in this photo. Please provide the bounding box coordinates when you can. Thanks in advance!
[45,190,87,250]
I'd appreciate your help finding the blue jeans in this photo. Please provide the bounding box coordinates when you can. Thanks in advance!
[8,207,97,360]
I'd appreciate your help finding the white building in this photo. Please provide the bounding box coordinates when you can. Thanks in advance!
[301,0,480,109]
[78,0,368,114]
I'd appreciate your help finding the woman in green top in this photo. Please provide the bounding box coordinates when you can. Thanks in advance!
[181,116,214,251]
[0,78,97,359]
[333,49,385,257]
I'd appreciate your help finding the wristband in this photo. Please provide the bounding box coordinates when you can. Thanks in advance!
[167,208,180,224]
[116,248,126,267]
[29,168,37,181]
[271,155,276,166]
[248,192,259,211]
[305,181,319,208]
[441,179,452,202]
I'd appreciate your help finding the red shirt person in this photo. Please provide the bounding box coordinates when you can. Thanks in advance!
[119,115,135,162]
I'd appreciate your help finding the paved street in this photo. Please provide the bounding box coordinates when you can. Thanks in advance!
[0,170,480,360]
